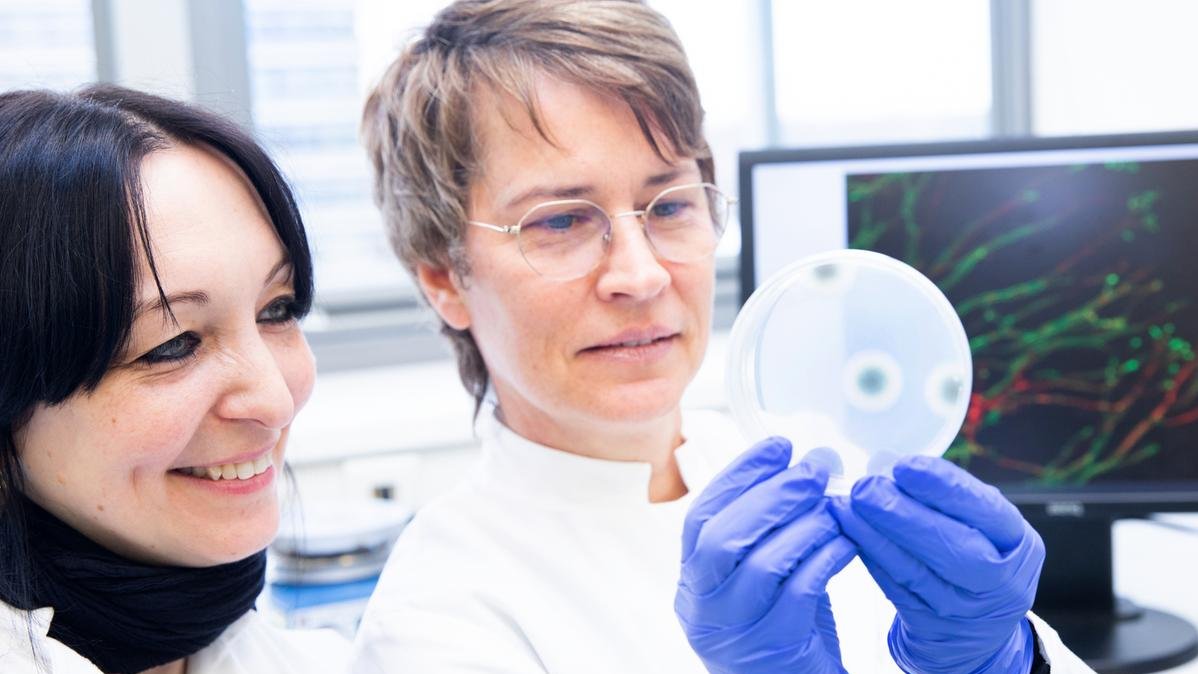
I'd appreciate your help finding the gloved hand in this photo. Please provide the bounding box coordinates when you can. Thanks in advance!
[675,437,858,674]
[828,455,1044,674]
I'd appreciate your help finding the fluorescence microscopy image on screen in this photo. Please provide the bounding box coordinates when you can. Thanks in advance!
[847,158,1198,489]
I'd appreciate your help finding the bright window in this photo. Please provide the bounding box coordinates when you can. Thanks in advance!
[0,0,95,91]
[772,0,992,145]
[1032,0,1198,135]
[244,0,445,304]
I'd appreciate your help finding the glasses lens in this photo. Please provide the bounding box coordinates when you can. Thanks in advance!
[645,184,728,263]
[517,201,609,280]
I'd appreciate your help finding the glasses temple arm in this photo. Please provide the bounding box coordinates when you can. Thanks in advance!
[467,220,518,234]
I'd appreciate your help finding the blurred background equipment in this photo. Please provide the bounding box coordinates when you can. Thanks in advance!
[266,497,412,637]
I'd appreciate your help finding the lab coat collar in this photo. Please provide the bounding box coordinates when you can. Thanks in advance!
[475,408,725,507]
[1,601,53,639]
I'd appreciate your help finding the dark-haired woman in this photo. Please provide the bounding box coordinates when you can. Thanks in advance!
[0,86,348,673]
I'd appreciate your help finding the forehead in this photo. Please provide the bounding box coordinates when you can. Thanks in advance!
[136,145,284,298]
[470,75,682,183]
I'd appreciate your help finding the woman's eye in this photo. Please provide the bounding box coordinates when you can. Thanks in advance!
[651,200,688,218]
[259,296,301,324]
[139,332,201,365]
[539,214,578,231]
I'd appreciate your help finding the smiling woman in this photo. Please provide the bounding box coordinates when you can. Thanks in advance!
[0,86,348,674]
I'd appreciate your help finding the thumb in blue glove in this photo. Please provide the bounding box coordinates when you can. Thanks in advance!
[828,455,1044,674]
[675,437,858,674]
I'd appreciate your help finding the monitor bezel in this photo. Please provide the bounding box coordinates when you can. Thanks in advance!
[737,130,1198,517]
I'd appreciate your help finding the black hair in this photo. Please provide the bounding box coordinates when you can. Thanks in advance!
[0,84,313,616]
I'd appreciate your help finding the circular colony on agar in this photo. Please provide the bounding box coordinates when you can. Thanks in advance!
[727,249,973,495]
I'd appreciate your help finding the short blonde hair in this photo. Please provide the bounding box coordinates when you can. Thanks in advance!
[362,0,713,407]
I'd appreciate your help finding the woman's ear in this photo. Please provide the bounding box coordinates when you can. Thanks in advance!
[416,263,471,330]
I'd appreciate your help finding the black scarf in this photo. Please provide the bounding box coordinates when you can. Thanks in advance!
[11,496,266,674]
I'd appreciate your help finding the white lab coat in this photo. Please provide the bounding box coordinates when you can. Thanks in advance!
[0,600,350,673]
[351,408,1095,674]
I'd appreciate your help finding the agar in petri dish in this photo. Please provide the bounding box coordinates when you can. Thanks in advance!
[726,249,972,495]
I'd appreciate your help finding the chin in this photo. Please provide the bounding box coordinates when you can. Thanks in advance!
[578,378,687,424]
[188,511,279,567]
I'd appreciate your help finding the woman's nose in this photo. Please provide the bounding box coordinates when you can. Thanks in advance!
[214,334,297,430]
[594,214,671,302]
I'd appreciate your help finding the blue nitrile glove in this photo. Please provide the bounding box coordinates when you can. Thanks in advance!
[675,437,858,674]
[828,455,1044,674]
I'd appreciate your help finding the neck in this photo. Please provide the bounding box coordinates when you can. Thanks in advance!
[495,400,689,503]
[647,450,688,503]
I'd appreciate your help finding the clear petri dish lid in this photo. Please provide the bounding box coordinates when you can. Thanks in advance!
[727,249,972,495]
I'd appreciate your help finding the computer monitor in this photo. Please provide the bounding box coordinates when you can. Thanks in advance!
[739,131,1198,673]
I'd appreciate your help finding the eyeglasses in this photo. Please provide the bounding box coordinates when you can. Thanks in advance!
[468,182,735,281]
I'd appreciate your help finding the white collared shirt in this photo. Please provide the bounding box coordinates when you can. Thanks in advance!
[351,408,1095,673]
[0,601,350,674]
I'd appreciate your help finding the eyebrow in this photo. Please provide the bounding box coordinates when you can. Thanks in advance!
[502,184,595,212]
[644,167,692,187]
[264,256,293,285]
[132,256,292,321]
[501,166,698,212]
[133,290,210,322]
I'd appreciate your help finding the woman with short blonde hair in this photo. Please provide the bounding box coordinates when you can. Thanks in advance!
[352,2,1094,673]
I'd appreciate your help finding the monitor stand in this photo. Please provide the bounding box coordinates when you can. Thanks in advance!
[1030,517,1198,674]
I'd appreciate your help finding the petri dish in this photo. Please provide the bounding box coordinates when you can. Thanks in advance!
[726,249,972,495]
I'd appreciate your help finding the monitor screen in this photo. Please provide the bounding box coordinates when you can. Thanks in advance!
[740,133,1198,512]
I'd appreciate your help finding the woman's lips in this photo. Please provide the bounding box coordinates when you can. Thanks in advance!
[579,333,679,362]
[584,326,680,351]
[171,463,277,496]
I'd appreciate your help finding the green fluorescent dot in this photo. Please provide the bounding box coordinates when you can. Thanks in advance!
[1123,359,1141,373]
[985,410,1002,425]
[1130,336,1144,349]
[1170,338,1188,352]
[1128,188,1157,210]
[1105,273,1120,287]
[1122,230,1136,242]
[1109,162,1140,174]
[984,309,998,322]
[1150,326,1164,340]
[1022,189,1039,202]
[1165,323,1176,334]
[1169,363,1182,375]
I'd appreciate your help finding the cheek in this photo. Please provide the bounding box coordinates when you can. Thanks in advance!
[279,331,316,413]
[18,390,197,510]
[478,285,571,358]
[89,390,203,473]
[681,265,716,319]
